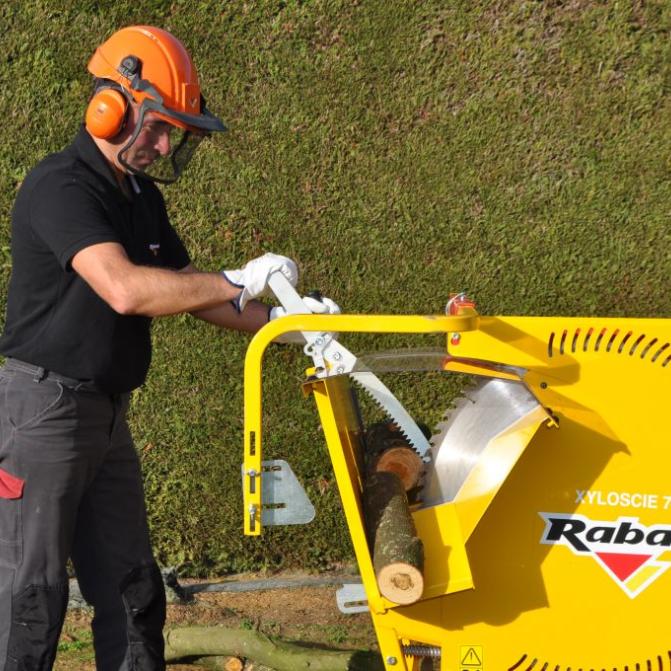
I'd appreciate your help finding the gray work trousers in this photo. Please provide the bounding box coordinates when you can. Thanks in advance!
[0,361,166,671]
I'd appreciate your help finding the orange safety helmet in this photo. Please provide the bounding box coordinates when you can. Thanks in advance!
[85,26,226,183]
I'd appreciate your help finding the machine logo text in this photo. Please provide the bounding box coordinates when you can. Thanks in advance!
[539,513,671,598]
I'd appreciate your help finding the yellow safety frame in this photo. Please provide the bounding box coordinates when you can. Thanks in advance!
[243,313,477,536]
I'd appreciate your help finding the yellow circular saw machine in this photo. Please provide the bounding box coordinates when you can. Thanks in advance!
[242,278,670,671]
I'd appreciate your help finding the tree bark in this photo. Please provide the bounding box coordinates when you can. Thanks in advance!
[184,657,275,671]
[182,657,246,671]
[164,626,384,671]
[362,471,424,605]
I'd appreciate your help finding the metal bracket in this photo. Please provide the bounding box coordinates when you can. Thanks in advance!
[336,583,369,614]
[241,460,315,526]
[267,272,357,377]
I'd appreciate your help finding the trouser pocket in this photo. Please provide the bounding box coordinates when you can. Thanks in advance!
[0,468,24,569]
[4,377,65,433]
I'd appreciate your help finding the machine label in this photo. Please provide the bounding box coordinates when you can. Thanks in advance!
[540,512,671,598]
[460,645,483,671]
[575,489,662,510]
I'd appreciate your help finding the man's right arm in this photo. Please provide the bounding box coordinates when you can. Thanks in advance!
[72,242,239,317]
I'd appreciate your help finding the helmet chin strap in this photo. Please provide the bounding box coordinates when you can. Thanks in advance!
[115,104,151,178]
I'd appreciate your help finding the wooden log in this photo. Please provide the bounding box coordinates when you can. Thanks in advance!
[371,441,424,491]
[164,626,385,671]
[362,471,424,604]
[243,661,278,671]
[186,657,246,671]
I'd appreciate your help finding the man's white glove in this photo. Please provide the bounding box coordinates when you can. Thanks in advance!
[269,295,341,344]
[223,253,298,312]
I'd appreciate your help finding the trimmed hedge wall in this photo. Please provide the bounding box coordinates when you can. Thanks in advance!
[1,1,670,574]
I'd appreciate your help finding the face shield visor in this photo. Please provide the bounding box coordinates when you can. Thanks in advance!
[117,85,226,184]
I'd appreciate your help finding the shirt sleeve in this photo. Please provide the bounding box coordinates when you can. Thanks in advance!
[29,172,119,270]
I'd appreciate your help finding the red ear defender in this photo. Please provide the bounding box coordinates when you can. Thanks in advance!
[85,88,128,139]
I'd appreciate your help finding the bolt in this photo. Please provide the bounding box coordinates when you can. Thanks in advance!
[315,337,324,346]
[540,382,548,389]
[333,352,342,361]
[386,657,397,666]
[247,469,257,477]
[336,366,344,374]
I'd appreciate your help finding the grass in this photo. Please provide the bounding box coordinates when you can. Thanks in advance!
[54,627,94,670]
[1,1,671,572]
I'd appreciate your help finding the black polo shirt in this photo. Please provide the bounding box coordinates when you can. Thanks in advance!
[0,125,190,393]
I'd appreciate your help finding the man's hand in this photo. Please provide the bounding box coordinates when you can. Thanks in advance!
[269,295,341,344]
[223,253,298,312]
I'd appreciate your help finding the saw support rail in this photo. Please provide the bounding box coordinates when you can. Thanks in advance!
[243,313,478,537]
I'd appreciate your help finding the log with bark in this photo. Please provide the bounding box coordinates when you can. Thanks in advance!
[362,471,424,605]
[164,626,385,671]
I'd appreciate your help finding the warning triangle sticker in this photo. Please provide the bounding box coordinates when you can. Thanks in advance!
[461,648,482,666]
[595,552,652,581]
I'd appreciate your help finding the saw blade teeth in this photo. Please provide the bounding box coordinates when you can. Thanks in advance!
[428,381,483,451]
[348,374,429,458]
[349,375,398,422]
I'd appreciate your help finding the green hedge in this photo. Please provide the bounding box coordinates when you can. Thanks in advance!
[1,1,670,574]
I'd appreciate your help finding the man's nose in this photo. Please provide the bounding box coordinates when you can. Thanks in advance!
[156,129,171,156]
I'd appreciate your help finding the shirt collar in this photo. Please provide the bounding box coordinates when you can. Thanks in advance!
[72,125,138,198]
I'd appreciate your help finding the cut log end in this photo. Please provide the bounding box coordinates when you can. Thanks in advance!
[376,562,424,604]
[372,445,424,491]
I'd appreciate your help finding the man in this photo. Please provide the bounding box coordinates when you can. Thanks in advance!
[0,25,336,671]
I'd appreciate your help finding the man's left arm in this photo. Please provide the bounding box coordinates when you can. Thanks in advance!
[179,264,270,332]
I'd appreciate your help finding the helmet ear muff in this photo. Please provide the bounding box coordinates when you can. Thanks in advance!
[85,88,129,139]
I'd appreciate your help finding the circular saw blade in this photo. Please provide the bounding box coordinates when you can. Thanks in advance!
[422,378,541,506]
